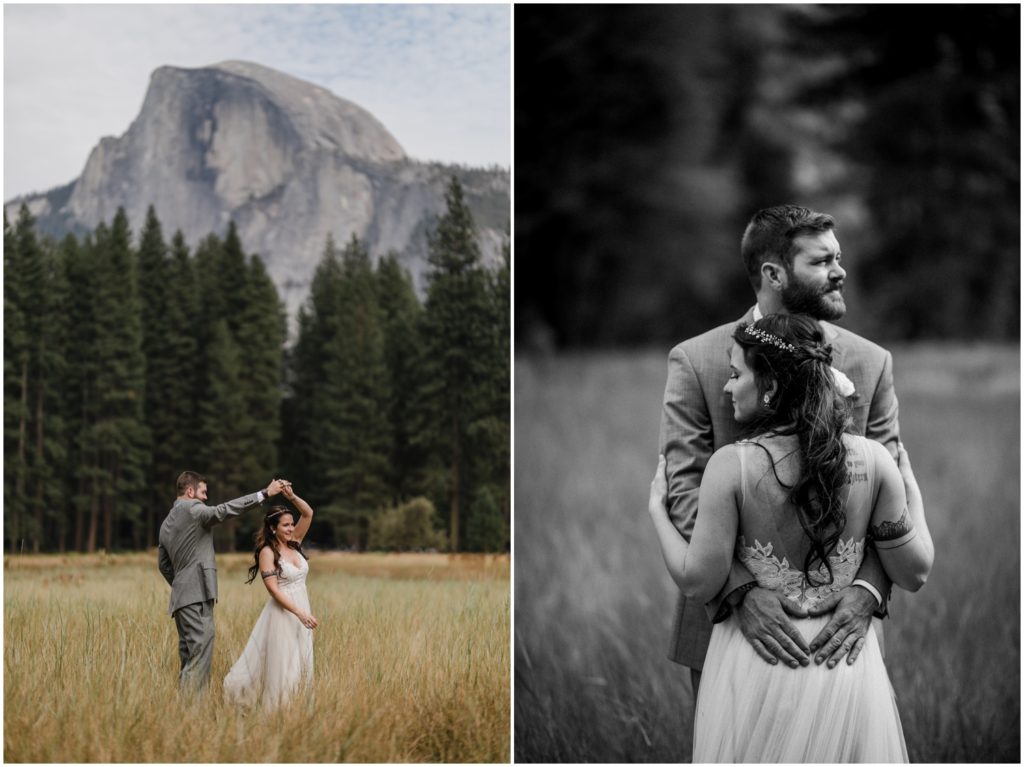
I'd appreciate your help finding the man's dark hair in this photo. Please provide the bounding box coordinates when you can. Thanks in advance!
[741,205,835,290]
[176,471,206,497]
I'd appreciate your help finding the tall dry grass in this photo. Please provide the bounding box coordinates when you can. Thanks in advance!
[514,345,1019,762]
[5,552,509,762]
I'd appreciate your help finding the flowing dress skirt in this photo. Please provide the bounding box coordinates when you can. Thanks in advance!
[693,615,908,763]
[223,570,313,711]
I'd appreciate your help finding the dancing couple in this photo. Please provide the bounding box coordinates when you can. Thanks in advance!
[648,205,935,761]
[157,472,317,710]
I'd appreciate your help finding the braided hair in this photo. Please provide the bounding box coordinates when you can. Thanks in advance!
[245,506,309,584]
[733,313,853,585]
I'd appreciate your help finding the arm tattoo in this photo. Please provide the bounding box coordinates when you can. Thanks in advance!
[870,509,914,542]
[260,569,278,580]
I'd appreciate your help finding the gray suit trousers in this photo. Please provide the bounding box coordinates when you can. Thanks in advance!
[173,600,215,693]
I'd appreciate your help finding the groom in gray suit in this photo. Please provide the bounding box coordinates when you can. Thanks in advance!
[158,471,285,693]
[660,205,902,696]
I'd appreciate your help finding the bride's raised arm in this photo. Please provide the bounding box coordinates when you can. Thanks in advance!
[282,482,314,543]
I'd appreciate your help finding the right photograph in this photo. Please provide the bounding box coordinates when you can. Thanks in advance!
[514,5,1020,764]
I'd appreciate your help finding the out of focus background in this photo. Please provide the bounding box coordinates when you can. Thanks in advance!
[514,5,1019,763]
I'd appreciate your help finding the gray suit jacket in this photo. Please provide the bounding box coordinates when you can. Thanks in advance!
[157,492,263,615]
[659,307,901,669]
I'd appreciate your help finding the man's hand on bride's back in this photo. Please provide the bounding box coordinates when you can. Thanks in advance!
[735,588,811,669]
[805,586,875,668]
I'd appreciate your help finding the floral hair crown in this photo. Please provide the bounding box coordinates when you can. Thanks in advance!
[743,324,796,353]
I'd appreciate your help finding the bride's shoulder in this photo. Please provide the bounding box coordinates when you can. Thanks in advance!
[705,442,743,482]
[843,433,887,458]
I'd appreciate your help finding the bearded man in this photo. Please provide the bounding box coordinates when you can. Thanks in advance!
[659,204,903,697]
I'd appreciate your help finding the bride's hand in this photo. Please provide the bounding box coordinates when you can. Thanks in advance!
[648,454,668,518]
[282,481,296,500]
[296,610,318,629]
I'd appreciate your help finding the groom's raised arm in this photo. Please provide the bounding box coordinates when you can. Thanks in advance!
[660,343,756,621]
[192,491,265,527]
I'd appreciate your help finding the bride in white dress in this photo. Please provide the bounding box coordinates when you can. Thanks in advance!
[224,483,317,711]
[648,314,934,762]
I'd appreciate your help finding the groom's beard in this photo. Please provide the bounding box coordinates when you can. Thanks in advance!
[781,275,846,321]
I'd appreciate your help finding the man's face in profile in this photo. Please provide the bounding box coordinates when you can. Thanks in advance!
[780,230,847,321]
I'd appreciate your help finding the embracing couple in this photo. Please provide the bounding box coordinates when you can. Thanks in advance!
[648,205,935,762]
[157,471,318,711]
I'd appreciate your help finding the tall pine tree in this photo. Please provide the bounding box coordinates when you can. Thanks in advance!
[313,235,392,549]
[376,252,425,502]
[83,209,150,551]
[284,235,344,506]
[464,237,511,551]
[159,231,201,500]
[137,206,175,546]
[232,252,287,546]
[4,208,32,551]
[418,177,497,551]
[28,228,71,551]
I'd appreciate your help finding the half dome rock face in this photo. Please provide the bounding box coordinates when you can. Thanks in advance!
[24,60,507,323]
[68,61,405,230]
[209,61,406,162]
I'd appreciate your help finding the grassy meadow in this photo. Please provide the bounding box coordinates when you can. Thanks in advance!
[5,551,509,762]
[515,345,1020,762]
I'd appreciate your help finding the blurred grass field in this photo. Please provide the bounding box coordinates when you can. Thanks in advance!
[5,552,509,762]
[514,344,1019,763]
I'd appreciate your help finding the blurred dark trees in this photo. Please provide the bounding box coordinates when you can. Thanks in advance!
[515,5,1020,348]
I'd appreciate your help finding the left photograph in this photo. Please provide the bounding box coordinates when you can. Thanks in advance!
[4,4,510,762]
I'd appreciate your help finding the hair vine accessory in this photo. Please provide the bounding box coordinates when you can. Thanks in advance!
[743,324,796,353]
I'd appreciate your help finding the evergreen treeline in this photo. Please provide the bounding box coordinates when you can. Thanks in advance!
[4,177,509,554]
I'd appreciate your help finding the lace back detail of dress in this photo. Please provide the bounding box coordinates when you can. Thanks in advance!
[734,438,870,611]
[736,536,865,610]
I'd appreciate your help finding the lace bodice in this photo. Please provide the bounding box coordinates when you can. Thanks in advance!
[737,535,865,610]
[275,556,309,592]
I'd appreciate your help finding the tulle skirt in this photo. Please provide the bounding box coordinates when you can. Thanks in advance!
[223,584,314,711]
[693,615,908,763]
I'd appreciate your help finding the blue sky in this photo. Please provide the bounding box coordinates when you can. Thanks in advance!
[3,4,510,198]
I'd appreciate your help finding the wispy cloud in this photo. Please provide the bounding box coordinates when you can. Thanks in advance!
[3,4,510,198]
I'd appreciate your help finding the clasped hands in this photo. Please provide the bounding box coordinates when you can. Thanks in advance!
[265,478,297,500]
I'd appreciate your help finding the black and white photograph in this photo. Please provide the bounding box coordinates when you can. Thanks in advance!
[515,4,1019,762]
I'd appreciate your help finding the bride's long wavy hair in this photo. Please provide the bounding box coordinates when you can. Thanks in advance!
[733,313,853,585]
[245,506,309,584]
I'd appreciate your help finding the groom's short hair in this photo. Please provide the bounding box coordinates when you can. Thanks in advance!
[741,205,835,289]
[176,471,206,497]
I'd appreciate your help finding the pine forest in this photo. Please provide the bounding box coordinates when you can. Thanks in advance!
[4,177,510,554]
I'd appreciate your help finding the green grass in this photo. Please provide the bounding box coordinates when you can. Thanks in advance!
[514,345,1020,762]
[5,552,509,762]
